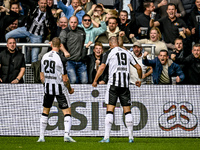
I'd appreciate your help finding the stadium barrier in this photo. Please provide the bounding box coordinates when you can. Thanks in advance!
[0,43,156,83]
[0,84,199,137]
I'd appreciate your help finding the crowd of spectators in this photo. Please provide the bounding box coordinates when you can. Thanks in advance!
[0,0,199,84]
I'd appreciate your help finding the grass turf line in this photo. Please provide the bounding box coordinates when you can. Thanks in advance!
[0,137,199,150]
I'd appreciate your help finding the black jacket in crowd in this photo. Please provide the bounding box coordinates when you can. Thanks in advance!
[174,54,200,84]
[83,53,108,84]
[118,11,138,43]
[0,49,25,83]
[181,0,195,14]
[0,11,19,43]
[188,6,200,43]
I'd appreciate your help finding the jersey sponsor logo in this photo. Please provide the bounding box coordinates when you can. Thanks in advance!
[159,102,198,131]
[174,22,179,26]
[45,76,57,79]
[117,67,127,71]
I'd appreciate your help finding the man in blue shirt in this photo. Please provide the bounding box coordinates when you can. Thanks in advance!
[57,0,85,24]
[143,50,185,84]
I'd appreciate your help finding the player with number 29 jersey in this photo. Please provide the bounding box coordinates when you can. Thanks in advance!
[41,51,67,95]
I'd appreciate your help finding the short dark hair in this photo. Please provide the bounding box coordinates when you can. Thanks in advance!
[82,14,91,20]
[159,49,168,56]
[120,10,128,16]
[167,3,177,9]
[95,4,103,11]
[7,37,16,43]
[143,1,153,10]
[94,42,103,49]
[10,2,20,8]
[108,17,118,23]
[174,37,183,43]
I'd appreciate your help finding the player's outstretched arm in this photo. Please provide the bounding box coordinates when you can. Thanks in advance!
[40,72,45,84]
[92,63,106,87]
[63,74,74,94]
[134,64,142,79]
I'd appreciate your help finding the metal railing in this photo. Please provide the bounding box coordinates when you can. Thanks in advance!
[0,43,156,83]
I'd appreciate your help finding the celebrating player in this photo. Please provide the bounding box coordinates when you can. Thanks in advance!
[37,37,75,142]
[92,36,142,143]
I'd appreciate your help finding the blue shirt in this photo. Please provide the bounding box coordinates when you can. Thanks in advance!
[57,1,85,24]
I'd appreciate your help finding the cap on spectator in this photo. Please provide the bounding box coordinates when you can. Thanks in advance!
[133,41,142,47]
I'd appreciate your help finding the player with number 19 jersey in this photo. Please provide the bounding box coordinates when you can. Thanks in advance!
[102,47,138,88]
[41,51,67,95]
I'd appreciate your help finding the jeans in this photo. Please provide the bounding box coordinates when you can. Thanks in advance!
[5,27,42,62]
[67,60,88,84]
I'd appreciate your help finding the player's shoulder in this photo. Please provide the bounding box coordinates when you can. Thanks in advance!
[42,51,51,59]
[103,48,112,57]
[115,47,130,54]
[42,51,60,60]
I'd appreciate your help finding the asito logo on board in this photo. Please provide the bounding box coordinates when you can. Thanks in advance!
[159,102,198,131]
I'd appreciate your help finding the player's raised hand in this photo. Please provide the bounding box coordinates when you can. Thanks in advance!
[119,31,125,37]
[171,53,176,61]
[76,6,82,12]
[143,51,149,58]
[176,76,181,83]
[91,4,97,10]
[69,88,74,94]
[135,81,141,87]
[129,34,135,39]
[92,81,97,87]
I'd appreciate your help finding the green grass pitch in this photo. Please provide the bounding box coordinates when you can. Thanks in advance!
[0,137,199,150]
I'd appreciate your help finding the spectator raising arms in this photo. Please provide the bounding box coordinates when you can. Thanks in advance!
[150,3,191,50]
[57,0,85,24]
[87,3,110,26]
[154,0,186,18]
[118,4,137,43]
[78,14,106,44]
[130,27,168,58]
[136,1,159,39]
[172,43,200,84]
[129,42,153,85]
[142,50,185,84]
[5,0,57,63]
[83,42,107,84]
[0,6,19,44]
[188,0,200,44]
[80,0,93,13]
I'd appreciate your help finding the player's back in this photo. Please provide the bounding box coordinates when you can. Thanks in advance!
[102,47,137,88]
[41,51,67,95]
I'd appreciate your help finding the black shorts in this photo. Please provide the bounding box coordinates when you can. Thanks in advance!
[105,85,131,106]
[43,93,70,109]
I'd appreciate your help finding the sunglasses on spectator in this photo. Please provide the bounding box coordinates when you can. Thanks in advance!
[83,19,91,22]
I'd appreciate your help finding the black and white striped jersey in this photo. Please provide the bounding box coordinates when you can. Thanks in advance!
[102,47,138,88]
[41,51,67,95]
[28,9,46,36]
